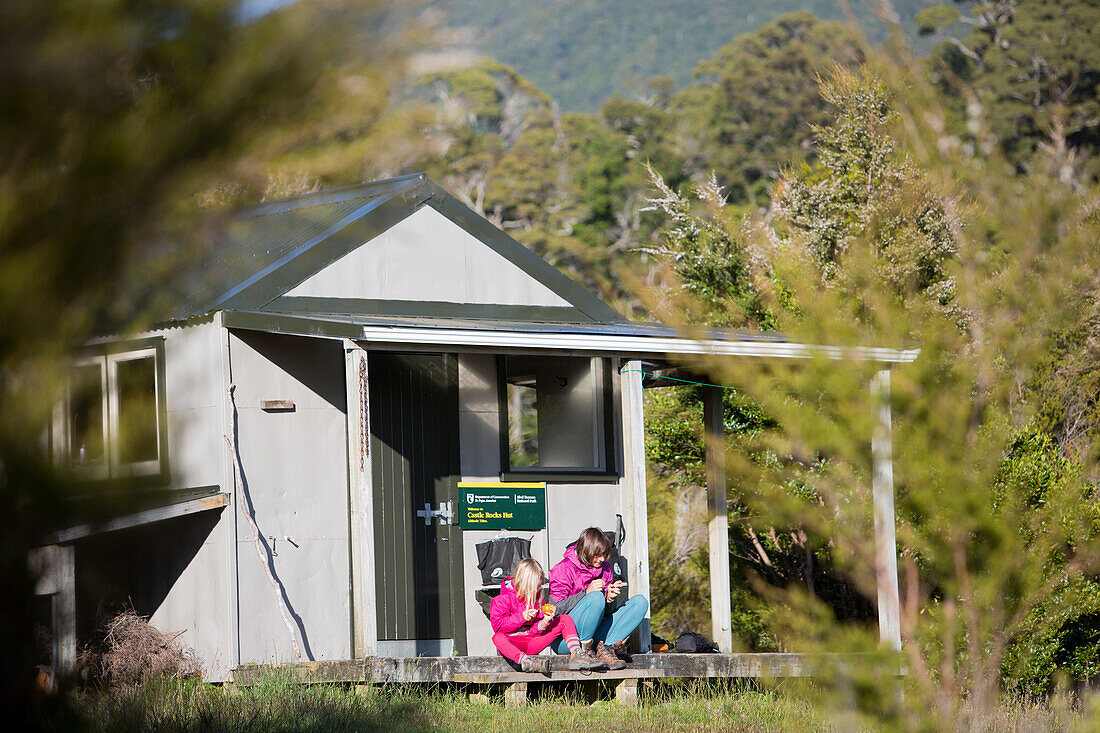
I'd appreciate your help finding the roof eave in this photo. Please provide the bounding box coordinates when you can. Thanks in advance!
[221,310,920,364]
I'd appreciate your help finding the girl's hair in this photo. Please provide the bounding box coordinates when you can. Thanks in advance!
[574,527,612,567]
[512,558,546,609]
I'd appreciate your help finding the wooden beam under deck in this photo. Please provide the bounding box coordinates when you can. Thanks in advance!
[231,653,817,685]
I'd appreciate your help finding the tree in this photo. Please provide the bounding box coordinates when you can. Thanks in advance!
[922,0,1100,182]
[676,13,865,203]
[773,67,960,323]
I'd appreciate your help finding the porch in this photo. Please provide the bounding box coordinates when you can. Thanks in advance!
[229,652,819,707]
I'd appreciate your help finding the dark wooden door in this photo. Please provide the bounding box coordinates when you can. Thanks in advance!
[368,352,465,654]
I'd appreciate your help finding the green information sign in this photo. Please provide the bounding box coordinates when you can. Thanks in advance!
[457,482,546,530]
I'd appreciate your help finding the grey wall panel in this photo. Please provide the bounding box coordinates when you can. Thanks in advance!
[235,537,351,664]
[546,483,623,563]
[148,526,229,680]
[228,331,351,665]
[458,411,501,480]
[145,320,225,492]
[458,354,500,481]
[75,512,232,681]
[285,207,571,307]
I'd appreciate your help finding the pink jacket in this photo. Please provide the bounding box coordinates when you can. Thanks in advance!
[489,579,541,635]
[548,543,612,603]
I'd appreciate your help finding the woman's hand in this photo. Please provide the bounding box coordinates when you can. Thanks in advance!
[523,607,538,621]
[606,580,623,601]
[587,578,605,593]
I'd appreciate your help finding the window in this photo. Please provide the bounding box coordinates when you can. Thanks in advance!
[57,338,167,482]
[499,355,615,479]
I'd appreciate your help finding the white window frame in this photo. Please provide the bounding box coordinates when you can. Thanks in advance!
[62,355,110,481]
[55,340,167,482]
[498,355,617,481]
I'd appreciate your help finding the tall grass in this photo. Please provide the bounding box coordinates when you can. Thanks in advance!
[34,671,1099,732]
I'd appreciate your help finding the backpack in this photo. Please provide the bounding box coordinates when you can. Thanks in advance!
[603,514,629,585]
[474,536,531,586]
[674,631,718,653]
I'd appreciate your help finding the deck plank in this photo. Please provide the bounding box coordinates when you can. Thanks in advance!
[231,653,814,685]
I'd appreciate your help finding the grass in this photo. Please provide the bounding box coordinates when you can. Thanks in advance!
[39,674,831,732]
[33,672,1100,732]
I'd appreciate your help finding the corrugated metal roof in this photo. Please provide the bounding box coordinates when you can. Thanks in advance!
[168,175,425,320]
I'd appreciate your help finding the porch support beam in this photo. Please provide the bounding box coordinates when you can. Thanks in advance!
[871,369,902,651]
[345,340,378,657]
[704,387,733,654]
[620,360,652,651]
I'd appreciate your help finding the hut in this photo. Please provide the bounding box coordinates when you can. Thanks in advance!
[32,174,916,692]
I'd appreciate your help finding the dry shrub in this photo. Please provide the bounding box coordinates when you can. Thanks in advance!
[90,609,201,687]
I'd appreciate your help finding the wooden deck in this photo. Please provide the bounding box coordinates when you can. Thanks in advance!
[231,652,812,686]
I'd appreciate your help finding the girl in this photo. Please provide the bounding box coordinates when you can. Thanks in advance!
[548,527,649,671]
[489,557,606,673]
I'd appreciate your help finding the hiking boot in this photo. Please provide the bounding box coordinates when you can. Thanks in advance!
[567,647,607,671]
[610,638,632,663]
[520,655,551,674]
[596,641,627,671]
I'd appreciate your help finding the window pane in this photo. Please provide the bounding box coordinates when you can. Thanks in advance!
[69,363,105,468]
[115,356,159,465]
[505,356,605,471]
[507,381,539,466]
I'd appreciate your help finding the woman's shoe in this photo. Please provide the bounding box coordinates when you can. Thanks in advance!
[610,638,632,663]
[520,655,551,674]
[595,641,627,670]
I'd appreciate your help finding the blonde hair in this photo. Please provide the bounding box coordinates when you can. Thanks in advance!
[512,558,546,609]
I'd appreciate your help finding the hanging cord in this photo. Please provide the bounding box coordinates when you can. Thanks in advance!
[618,367,741,391]
[619,367,822,398]
[224,384,303,661]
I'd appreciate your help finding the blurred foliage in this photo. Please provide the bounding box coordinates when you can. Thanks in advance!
[0,0,417,722]
[644,47,1100,725]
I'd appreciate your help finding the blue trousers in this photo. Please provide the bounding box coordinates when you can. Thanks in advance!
[554,591,649,654]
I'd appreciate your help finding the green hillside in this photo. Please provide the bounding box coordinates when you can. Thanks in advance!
[434,0,946,111]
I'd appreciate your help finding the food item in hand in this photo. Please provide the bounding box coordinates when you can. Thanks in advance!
[541,603,555,617]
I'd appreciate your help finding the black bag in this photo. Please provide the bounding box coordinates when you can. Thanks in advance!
[474,536,531,586]
[674,631,718,653]
[604,514,629,585]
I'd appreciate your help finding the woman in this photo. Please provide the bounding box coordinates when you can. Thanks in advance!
[548,527,649,670]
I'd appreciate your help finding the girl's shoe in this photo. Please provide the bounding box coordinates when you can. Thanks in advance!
[595,641,627,670]
[520,655,551,674]
[567,648,607,671]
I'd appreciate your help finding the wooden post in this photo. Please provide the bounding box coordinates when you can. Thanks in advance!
[29,544,76,681]
[704,387,733,654]
[614,678,641,707]
[620,360,652,651]
[503,681,529,707]
[344,340,378,657]
[872,370,902,651]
